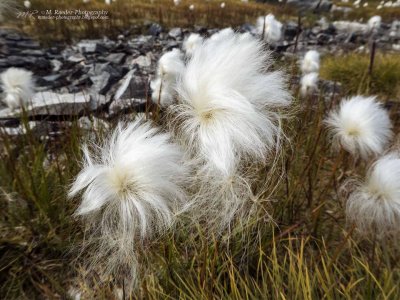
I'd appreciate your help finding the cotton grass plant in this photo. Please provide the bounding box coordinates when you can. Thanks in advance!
[345,153,400,235]
[257,14,283,45]
[300,50,320,75]
[69,31,293,285]
[167,32,291,229]
[325,95,393,159]
[300,72,319,96]
[0,68,35,110]
[151,48,185,106]
[69,118,188,283]
[183,33,203,57]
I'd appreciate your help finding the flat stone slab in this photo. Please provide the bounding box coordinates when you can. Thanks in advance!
[0,91,106,119]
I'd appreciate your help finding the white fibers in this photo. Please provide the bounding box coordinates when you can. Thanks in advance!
[0,68,34,110]
[325,96,393,159]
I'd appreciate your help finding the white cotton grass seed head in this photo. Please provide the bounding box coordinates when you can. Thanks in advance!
[300,72,319,96]
[156,48,185,81]
[368,15,382,31]
[151,77,176,106]
[70,118,187,237]
[257,14,283,44]
[151,48,185,106]
[346,153,400,235]
[0,67,34,110]
[300,50,320,75]
[209,27,234,44]
[24,1,31,8]
[325,96,393,159]
[170,32,291,177]
[183,33,203,57]
[69,118,187,278]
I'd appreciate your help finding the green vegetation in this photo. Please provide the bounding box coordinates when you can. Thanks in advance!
[321,53,400,100]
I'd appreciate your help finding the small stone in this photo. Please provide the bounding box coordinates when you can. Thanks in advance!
[105,52,126,64]
[68,53,86,63]
[130,52,154,68]
[148,23,162,36]
[168,28,182,39]
[77,40,107,54]
[51,59,63,72]
[90,72,112,94]
[109,98,146,117]
[114,69,148,100]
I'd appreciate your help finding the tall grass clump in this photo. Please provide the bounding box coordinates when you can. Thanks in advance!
[320,53,400,99]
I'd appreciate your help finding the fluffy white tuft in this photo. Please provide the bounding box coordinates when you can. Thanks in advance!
[69,118,187,277]
[325,96,393,159]
[0,68,34,110]
[183,33,203,57]
[257,14,283,44]
[151,48,185,106]
[300,72,319,96]
[170,32,291,176]
[209,27,234,43]
[346,153,400,234]
[156,48,185,80]
[368,15,382,31]
[300,50,320,75]
[24,0,31,8]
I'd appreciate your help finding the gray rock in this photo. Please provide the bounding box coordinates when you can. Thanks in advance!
[50,59,63,72]
[77,40,107,54]
[88,63,126,94]
[16,40,40,49]
[284,22,299,40]
[90,72,112,94]
[0,91,105,119]
[20,49,45,56]
[130,52,154,69]
[113,69,148,100]
[105,52,126,64]
[0,56,51,71]
[67,53,86,63]
[168,28,182,39]
[109,98,146,118]
[148,23,162,36]
[91,92,111,111]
